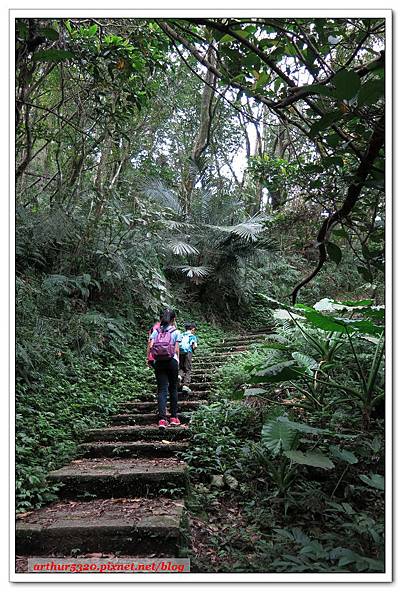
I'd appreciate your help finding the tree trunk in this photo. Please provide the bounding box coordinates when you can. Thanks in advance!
[182,47,217,215]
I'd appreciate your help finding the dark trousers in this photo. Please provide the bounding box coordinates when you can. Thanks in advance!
[179,352,193,385]
[154,358,179,419]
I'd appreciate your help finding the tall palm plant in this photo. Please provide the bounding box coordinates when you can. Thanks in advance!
[144,179,271,310]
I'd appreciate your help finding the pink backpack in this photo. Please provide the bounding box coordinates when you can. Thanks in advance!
[152,326,176,360]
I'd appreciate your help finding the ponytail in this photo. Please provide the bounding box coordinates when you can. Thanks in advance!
[160,308,176,328]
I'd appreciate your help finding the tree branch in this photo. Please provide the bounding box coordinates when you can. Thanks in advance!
[291,114,385,304]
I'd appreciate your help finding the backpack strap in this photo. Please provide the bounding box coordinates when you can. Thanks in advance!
[158,325,176,334]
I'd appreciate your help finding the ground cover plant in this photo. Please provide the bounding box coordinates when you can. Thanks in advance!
[185,299,384,573]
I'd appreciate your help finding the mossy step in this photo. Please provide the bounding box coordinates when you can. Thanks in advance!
[129,390,209,401]
[119,400,201,413]
[80,440,189,458]
[191,368,218,375]
[16,497,185,556]
[199,343,264,353]
[198,348,247,355]
[111,413,192,426]
[84,425,191,443]
[48,458,188,499]
[193,356,227,362]
[193,355,239,363]
[219,332,272,343]
[185,382,211,390]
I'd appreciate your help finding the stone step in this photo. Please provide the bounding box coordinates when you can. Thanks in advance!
[193,356,228,362]
[48,458,188,499]
[129,390,209,402]
[199,341,266,353]
[111,413,192,426]
[200,337,267,348]
[218,331,272,343]
[16,497,185,556]
[185,381,212,390]
[80,440,189,459]
[192,356,237,364]
[196,346,251,356]
[119,400,201,413]
[84,425,191,443]
[191,368,218,375]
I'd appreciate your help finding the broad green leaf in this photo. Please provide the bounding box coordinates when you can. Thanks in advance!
[277,416,326,435]
[252,360,304,383]
[333,70,361,100]
[302,307,383,336]
[359,473,384,490]
[232,28,253,39]
[329,445,358,464]
[262,419,298,455]
[220,34,235,42]
[284,450,335,469]
[339,299,374,307]
[291,352,319,374]
[302,83,339,99]
[37,27,59,40]
[33,49,75,62]
[334,318,384,335]
[357,266,373,283]
[309,111,342,138]
[326,241,343,265]
[244,388,266,397]
[357,78,384,107]
[302,311,347,333]
[87,24,98,36]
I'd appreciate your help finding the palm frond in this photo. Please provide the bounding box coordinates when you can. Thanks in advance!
[223,222,264,242]
[159,219,195,231]
[178,265,212,278]
[208,216,267,243]
[168,240,199,256]
[144,179,182,214]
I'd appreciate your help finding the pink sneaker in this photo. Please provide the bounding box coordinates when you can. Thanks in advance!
[158,419,169,429]
[169,417,181,426]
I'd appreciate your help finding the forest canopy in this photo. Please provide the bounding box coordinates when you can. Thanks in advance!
[16,17,385,314]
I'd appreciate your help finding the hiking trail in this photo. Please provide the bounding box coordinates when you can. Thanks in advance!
[16,330,270,571]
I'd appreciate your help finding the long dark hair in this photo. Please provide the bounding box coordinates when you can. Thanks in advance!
[160,308,176,328]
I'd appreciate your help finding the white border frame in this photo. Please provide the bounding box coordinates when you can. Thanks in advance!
[9,7,392,583]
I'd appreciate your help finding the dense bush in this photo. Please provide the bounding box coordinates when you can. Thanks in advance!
[186,299,385,573]
[15,331,153,512]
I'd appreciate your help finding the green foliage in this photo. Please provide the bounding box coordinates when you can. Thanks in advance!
[16,339,152,512]
[183,400,261,483]
[248,155,299,203]
[187,295,384,573]
[240,297,385,421]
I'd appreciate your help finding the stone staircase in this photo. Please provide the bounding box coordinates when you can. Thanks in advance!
[16,329,270,565]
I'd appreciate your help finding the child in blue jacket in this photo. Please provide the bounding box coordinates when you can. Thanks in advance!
[179,323,198,393]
